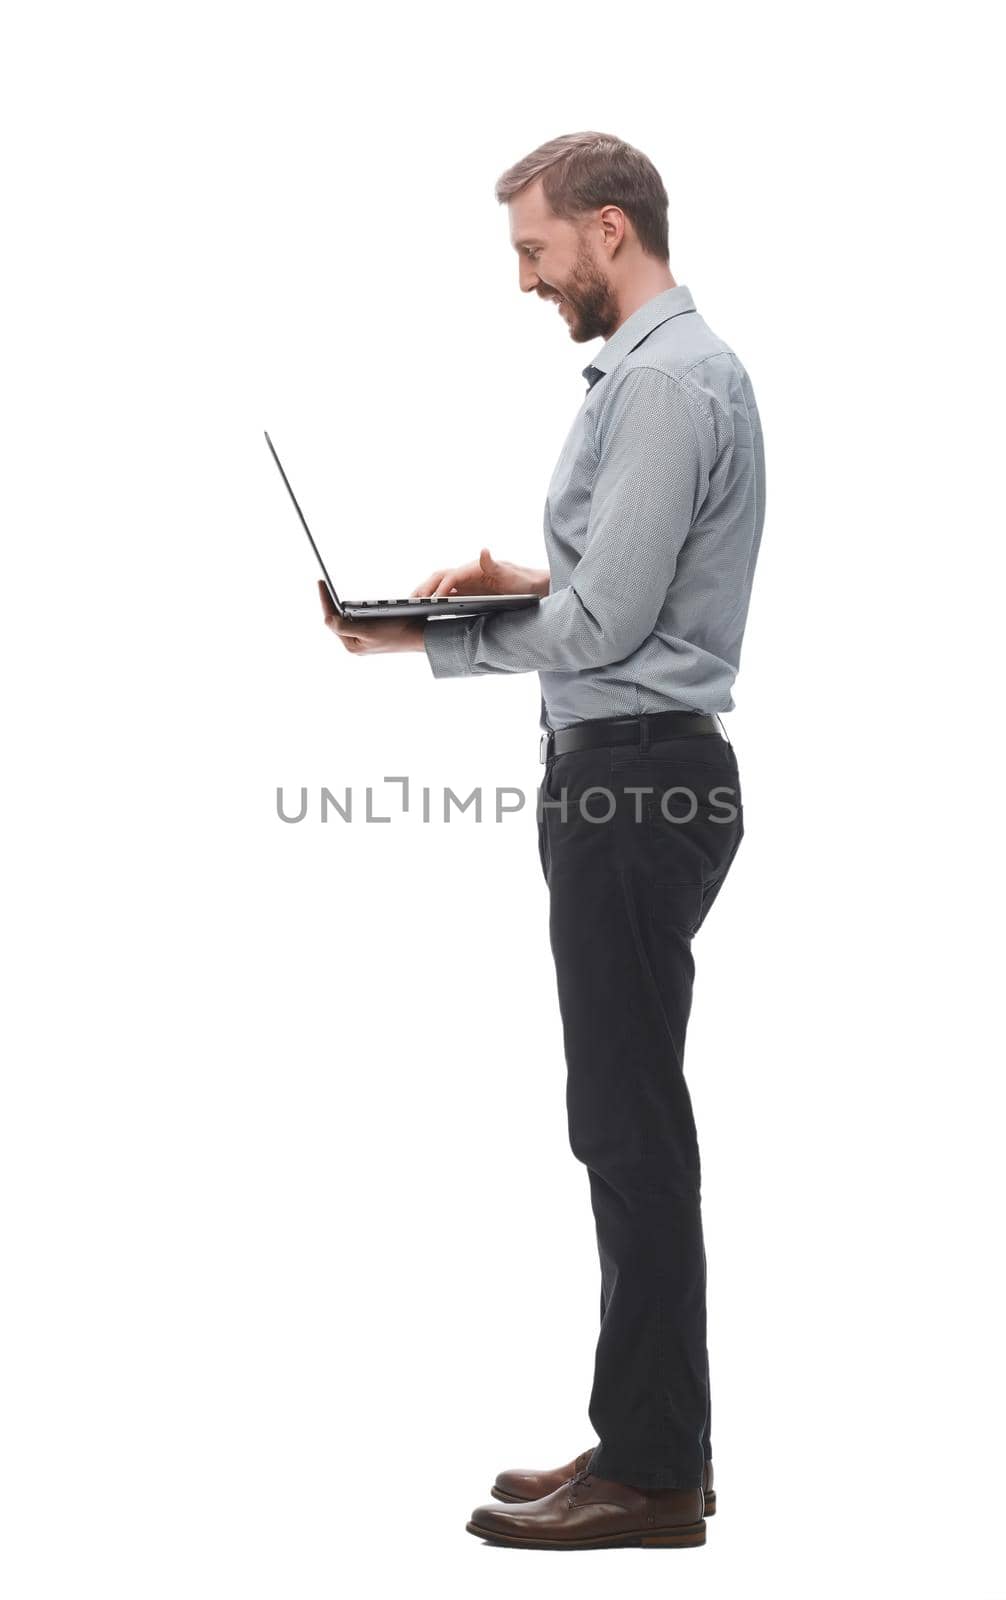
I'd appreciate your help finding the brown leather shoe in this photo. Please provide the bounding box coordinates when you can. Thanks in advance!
[492,1447,717,1516]
[468,1467,706,1550]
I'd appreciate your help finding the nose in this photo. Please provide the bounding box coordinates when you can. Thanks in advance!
[519,260,542,295]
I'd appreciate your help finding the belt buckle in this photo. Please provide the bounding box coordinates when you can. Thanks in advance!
[539,733,549,765]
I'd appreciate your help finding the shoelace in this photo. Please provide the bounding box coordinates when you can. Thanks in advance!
[566,1450,595,1503]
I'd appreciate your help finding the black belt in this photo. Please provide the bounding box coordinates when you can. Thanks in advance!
[540,710,723,764]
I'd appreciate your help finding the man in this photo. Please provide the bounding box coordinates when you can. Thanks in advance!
[321,131,765,1551]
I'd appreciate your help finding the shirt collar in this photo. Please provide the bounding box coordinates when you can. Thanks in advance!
[581,284,696,390]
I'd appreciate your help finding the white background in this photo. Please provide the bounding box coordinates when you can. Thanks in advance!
[2,2,1003,1596]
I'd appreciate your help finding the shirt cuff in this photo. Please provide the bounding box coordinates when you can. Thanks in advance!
[423,616,476,678]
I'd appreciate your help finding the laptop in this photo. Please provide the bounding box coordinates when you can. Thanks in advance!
[264,432,541,621]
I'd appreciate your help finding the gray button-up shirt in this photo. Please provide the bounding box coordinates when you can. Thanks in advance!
[423,284,765,730]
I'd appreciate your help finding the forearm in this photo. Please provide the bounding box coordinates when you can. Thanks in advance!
[424,579,655,679]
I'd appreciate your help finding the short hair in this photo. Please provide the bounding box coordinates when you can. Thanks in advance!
[495,131,669,262]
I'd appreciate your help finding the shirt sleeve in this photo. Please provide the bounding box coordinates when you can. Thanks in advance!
[423,365,713,680]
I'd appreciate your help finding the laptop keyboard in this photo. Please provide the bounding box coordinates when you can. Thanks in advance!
[354,596,459,606]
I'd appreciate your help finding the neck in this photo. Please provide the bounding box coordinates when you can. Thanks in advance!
[612,265,677,331]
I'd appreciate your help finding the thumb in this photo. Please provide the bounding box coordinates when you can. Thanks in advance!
[479,546,498,575]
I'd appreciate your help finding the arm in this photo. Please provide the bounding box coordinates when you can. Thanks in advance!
[423,366,712,680]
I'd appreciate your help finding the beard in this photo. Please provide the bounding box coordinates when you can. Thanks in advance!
[556,243,621,343]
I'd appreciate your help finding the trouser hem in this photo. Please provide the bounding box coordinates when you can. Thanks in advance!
[587,1449,704,1492]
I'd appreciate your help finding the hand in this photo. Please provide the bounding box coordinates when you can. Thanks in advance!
[411,546,549,600]
[318,581,426,654]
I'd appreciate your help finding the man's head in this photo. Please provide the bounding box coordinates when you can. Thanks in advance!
[496,132,672,343]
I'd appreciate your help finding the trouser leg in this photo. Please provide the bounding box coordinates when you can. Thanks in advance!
[540,739,742,1489]
[598,1285,711,1462]
[550,858,707,1488]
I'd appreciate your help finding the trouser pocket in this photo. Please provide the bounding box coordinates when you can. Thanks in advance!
[693,811,744,932]
[536,775,550,884]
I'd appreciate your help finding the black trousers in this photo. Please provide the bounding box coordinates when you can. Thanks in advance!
[536,725,744,1490]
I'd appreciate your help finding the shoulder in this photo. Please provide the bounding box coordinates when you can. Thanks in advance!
[606,320,757,456]
[591,361,718,459]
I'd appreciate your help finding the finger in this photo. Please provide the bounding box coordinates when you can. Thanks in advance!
[410,570,446,598]
[330,615,378,640]
[433,570,463,597]
[318,579,337,620]
[331,622,366,648]
[324,610,360,640]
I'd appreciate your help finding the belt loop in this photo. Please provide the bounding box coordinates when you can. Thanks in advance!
[639,715,651,754]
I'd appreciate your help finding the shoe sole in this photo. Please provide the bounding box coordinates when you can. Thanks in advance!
[491,1485,717,1516]
[466,1518,707,1549]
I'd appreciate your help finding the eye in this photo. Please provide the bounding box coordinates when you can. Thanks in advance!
[525,247,541,261]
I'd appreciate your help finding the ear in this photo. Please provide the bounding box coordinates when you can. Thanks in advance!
[598,204,626,252]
